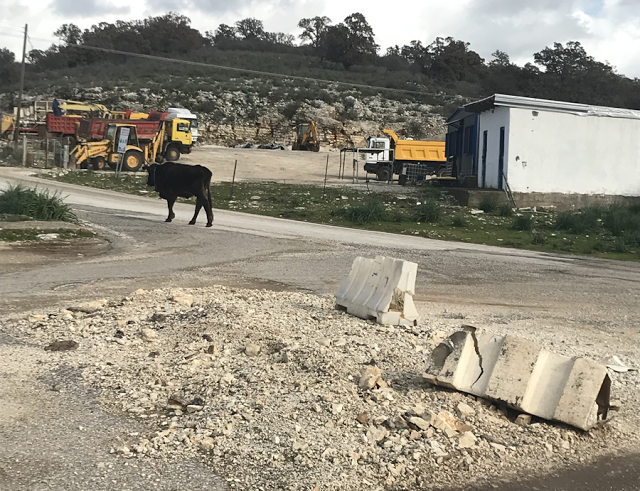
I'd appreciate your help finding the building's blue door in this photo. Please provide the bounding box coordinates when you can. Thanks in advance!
[498,126,505,191]
[481,130,487,188]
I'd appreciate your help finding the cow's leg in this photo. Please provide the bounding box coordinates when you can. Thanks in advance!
[204,184,214,227]
[166,197,176,222]
[189,197,203,225]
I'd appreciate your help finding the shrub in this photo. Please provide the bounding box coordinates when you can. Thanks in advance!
[602,205,640,237]
[451,214,467,227]
[414,200,441,223]
[497,203,513,217]
[478,195,498,213]
[531,231,547,244]
[555,207,602,234]
[512,215,533,231]
[0,185,76,222]
[339,200,386,225]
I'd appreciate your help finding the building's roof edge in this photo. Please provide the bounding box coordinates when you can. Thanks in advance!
[464,94,640,120]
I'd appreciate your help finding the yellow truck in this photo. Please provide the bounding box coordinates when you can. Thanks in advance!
[70,119,192,171]
[363,129,446,181]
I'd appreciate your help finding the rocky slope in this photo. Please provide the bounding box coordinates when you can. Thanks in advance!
[2,78,455,148]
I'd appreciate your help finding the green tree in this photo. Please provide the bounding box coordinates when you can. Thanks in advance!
[298,16,331,48]
[318,13,378,68]
[54,23,82,45]
[235,18,265,40]
[0,48,17,85]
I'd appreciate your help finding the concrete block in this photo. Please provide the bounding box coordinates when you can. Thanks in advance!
[335,256,418,326]
[425,330,611,430]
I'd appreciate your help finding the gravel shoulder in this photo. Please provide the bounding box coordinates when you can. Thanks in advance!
[1,286,638,491]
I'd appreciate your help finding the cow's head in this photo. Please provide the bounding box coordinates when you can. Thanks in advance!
[146,163,159,187]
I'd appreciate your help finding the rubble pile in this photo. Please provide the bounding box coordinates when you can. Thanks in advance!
[7,287,639,490]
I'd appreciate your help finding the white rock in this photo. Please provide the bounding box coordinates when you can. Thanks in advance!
[456,402,476,419]
[359,366,382,390]
[245,344,261,356]
[28,314,47,323]
[458,431,477,449]
[141,328,157,342]
[172,293,194,307]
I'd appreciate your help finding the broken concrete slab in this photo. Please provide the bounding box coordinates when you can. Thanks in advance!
[425,328,611,431]
[335,256,418,326]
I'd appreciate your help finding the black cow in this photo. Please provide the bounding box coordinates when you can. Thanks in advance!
[146,162,214,227]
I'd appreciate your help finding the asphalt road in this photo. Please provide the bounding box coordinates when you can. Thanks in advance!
[1,167,640,490]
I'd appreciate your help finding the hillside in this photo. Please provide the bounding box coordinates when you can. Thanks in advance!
[1,12,639,147]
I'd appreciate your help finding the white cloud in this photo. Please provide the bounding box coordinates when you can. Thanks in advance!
[0,0,638,77]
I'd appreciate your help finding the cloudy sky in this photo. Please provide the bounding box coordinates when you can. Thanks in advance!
[1,0,639,77]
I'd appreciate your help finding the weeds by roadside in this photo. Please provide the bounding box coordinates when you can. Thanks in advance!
[42,171,640,261]
[0,185,77,222]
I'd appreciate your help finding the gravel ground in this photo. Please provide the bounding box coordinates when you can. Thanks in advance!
[4,286,639,491]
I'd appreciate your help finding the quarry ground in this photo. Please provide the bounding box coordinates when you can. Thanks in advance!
[0,167,639,490]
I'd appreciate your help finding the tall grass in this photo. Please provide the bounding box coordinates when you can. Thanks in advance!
[335,201,386,225]
[0,185,77,222]
[414,199,442,223]
[478,196,498,213]
[555,207,602,234]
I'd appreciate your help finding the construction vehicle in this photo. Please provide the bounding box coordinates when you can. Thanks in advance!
[70,118,192,171]
[292,121,320,152]
[363,129,446,181]
[77,116,192,163]
[165,107,198,142]
[1,114,14,139]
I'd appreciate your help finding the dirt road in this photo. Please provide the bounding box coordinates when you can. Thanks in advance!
[1,167,640,490]
[180,145,356,184]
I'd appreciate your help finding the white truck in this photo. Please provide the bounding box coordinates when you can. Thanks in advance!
[166,107,199,142]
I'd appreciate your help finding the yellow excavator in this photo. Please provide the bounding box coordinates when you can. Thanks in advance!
[70,118,192,171]
[292,121,320,152]
[1,113,14,139]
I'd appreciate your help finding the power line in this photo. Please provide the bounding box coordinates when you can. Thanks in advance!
[0,31,442,98]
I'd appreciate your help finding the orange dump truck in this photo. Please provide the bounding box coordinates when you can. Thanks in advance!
[363,129,446,181]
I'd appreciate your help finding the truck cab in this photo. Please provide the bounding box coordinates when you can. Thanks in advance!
[166,107,198,142]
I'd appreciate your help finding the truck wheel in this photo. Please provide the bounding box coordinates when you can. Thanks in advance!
[165,146,180,161]
[436,167,447,177]
[92,156,107,171]
[376,167,392,182]
[122,150,144,172]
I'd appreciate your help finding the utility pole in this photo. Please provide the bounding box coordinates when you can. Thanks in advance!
[14,23,27,146]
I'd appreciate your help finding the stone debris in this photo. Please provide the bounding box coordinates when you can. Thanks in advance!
[140,328,157,342]
[44,340,78,351]
[359,366,382,390]
[244,343,261,357]
[4,286,638,491]
[28,314,48,323]
[68,299,107,314]
[171,292,194,308]
[515,414,532,426]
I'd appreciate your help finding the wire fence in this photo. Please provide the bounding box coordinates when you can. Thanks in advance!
[0,134,70,169]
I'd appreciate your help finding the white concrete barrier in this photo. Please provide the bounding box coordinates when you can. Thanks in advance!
[335,256,419,326]
[425,329,611,430]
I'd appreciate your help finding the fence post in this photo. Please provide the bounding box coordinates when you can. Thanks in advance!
[229,159,238,200]
[63,144,69,169]
[45,139,49,169]
[22,135,27,167]
[323,154,329,198]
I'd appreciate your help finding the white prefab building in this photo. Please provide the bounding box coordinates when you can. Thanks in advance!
[453,94,640,197]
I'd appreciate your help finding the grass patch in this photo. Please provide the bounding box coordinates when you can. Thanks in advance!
[451,214,467,227]
[512,215,533,231]
[0,185,77,222]
[334,200,386,225]
[478,196,499,213]
[415,200,442,223]
[497,204,514,217]
[0,228,94,242]
[41,171,640,262]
